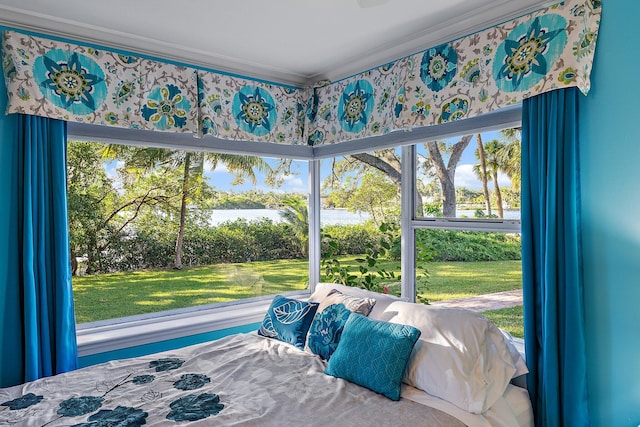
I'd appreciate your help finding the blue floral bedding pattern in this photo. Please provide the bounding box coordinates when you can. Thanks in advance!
[0,333,469,426]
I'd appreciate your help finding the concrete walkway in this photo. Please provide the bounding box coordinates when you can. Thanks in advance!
[429,289,523,312]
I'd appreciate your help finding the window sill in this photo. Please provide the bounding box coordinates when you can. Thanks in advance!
[76,292,310,357]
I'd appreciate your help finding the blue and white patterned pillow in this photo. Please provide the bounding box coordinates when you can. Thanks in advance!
[258,295,319,350]
[325,313,421,401]
[306,289,376,360]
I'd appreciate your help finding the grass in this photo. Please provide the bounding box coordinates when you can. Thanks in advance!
[73,258,523,337]
[483,305,524,338]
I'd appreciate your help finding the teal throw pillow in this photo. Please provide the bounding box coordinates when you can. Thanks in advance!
[306,289,376,361]
[258,295,319,350]
[325,313,421,401]
[306,303,352,360]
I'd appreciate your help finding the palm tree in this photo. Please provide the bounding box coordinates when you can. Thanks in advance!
[474,133,492,216]
[497,128,521,189]
[104,146,271,269]
[279,196,308,257]
[483,139,506,218]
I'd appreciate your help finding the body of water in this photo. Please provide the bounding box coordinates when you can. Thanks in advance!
[208,208,520,226]
[208,209,371,226]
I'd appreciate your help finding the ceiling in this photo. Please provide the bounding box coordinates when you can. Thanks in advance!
[0,0,552,87]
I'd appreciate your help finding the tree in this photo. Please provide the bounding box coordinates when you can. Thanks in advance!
[104,146,272,269]
[483,139,506,218]
[425,135,473,217]
[280,196,309,257]
[67,140,179,274]
[474,133,492,215]
[497,128,522,189]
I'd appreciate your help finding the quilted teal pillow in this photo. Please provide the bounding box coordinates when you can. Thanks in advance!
[325,313,421,401]
[257,295,319,349]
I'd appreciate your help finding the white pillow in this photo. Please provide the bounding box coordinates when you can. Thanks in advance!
[383,301,518,414]
[309,283,404,320]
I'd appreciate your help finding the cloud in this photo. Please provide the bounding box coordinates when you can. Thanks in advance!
[454,163,512,190]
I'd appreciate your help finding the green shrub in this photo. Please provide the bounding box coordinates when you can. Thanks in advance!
[415,229,521,262]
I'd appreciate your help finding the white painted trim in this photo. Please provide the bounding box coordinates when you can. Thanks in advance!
[401,145,416,302]
[76,292,310,357]
[308,160,321,290]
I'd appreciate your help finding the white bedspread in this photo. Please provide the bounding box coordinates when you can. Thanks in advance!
[1,333,470,426]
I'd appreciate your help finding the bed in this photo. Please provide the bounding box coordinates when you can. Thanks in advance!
[0,283,533,426]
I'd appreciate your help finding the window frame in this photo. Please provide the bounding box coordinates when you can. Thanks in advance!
[69,105,522,357]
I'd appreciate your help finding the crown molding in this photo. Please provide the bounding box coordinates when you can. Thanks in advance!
[0,5,311,87]
[0,1,554,87]
[312,0,555,82]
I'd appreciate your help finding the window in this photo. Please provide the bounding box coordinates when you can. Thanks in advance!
[318,150,402,294]
[68,140,309,325]
[409,128,523,337]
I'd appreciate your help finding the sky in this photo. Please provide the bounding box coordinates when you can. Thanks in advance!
[104,129,513,194]
[203,129,512,193]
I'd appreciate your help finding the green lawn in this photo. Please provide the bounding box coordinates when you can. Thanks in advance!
[73,258,523,337]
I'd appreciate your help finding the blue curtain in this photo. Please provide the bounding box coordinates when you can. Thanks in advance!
[17,114,78,382]
[522,87,590,426]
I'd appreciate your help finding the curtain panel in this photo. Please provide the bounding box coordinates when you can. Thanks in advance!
[16,114,78,382]
[2,0,600,147]
[522,87,590,426]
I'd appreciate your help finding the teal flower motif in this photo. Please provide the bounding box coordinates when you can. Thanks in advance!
[493,15,568,92]
[105,112,118,125]
[141,84,191,130]
[338,79,374,133]
[232,85,277,136]
[573,29,597,60]
[377,88,391,113]
[276,132,285,142]
[116,54,138,65]
[558,67,577,85]
[112,81,136,107]
[420,43,458,92]
[394,87,405,118]
[166,393,224,422]
[483,44,493,56]
[438,97,469,123]
[200,116,217,135]
[308,129,324,145]
[306,91,319,122]
[281,107,295,126]
[1,393,43,410]
[173,373,211,391]
[149,357,184,372]
[33,49,107,115]
[132,375,155,385]
[460,58,481,84]
[57,396,104,417]
[72,405,148,427]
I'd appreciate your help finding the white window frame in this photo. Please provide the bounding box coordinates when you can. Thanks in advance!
[70,104,522,357]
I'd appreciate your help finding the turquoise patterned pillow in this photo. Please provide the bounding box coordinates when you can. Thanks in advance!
[258,295,319,349]
[306,303,352,360]
[325,313,421,401]
[306,289,376,360]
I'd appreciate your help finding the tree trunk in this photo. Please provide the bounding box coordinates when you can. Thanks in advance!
[476,133,492,216]
[426,135,473,217]
[492,169,504,218]
[174,153,191,269]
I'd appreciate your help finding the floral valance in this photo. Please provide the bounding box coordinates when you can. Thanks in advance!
[308,0,601,145]
[2,0,600,147]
